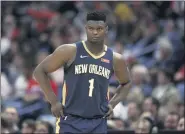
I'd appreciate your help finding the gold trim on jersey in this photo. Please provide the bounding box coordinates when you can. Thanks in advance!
[107,88,110,100]
[62,81,67,106]
[82,41,107,59]
[55,118,60,134]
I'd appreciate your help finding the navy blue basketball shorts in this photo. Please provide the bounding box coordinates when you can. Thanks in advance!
[55,115,107,134]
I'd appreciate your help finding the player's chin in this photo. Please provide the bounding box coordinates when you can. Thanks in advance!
[90,38,101,43]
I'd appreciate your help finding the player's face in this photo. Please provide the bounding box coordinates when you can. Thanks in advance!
[85,20,107,43]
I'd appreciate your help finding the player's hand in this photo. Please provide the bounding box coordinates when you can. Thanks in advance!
[104,104,114,119]
[51,102,64,118]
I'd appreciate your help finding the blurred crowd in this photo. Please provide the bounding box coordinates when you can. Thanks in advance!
[1,1,184,134]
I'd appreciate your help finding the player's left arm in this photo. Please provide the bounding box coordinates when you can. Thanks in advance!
[109,52,132,109]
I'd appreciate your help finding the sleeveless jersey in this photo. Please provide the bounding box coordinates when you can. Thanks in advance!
[62,41,114,118]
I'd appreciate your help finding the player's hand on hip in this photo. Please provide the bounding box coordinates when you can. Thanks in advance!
[51,102,64,118]
[104,104,114,119]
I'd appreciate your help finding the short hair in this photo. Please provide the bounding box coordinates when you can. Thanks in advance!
[36,120,54,134]
[168,111,180,118]
[22,119,35,130]
[86,11,106,22]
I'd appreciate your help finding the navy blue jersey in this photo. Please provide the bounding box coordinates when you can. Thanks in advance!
[61,41,114,118]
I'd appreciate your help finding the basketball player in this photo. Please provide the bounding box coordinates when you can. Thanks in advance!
[33,11,131,133]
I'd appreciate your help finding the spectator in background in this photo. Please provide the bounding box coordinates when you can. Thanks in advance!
[114,2,135,22]
[174,64,185,102]
[174,65,185,82]
[142,97,164,129]
[152,68,180,108]
[21,119,35,134]
[11,55,28,99]
[1,113,10,133]
[4,107,20,134]
[135,117,155,134]
[164,19,184,71]
[114,2,135,42]
[1,33,11,56]
[107,118,125,130]
[153,37,175,72]
[126,86,144,106]
[34,120,54,134]
[178,102,184,118]
[125,101,141,129]
[22,64,44,103]
[152,68,181,123]
[130,64,152,97]
[1,72,13,100]
[143,97,159,118]
[177,117,184,131]
[164,112,179,130]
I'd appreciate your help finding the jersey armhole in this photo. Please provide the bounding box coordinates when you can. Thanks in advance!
[64,43,77,70]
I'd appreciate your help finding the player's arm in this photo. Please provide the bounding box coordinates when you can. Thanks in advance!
[109,52,131,109]
[33,44,76,106]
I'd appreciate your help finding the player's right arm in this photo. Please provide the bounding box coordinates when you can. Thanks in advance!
[33,44,76,117]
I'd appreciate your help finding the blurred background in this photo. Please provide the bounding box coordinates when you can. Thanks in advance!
[1,1,184,134]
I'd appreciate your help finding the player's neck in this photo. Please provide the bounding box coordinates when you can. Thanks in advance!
[85,40,104,55]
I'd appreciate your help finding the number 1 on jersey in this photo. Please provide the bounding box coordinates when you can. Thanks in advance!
[88,79,94,97]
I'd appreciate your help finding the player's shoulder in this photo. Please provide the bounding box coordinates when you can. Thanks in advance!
[57,43,76,50]
[55,43,77,54]
[105,46,123,60]
[52,43,77,61]
[112,51,127,70]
